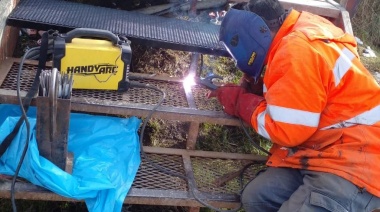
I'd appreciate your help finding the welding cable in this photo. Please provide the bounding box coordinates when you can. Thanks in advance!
[12,46,41,212]
[25,44,54,60]
[11,45,53,211]
[239,119,271,156]
[11,45,52,212]
[18,38,54,60]
[130,81,249,212]
[128,81,187,180]
[28,49,53,60]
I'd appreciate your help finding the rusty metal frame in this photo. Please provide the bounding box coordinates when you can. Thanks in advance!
[0,58,240,126]
[0,147,267,207]
[0,58,268,208]
[279,0,341,19]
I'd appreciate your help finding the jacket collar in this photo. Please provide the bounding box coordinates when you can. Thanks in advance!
[266,9,301,62]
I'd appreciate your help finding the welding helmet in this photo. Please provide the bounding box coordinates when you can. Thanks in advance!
[219,8,272,81]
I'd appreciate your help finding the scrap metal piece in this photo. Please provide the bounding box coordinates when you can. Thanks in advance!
[195,72,223,90]
[36,97,71,170]
[36,68,72,171]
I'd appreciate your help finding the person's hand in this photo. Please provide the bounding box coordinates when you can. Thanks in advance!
[215,84,246,116]
[208,84,265,124]
[239,74,264,96]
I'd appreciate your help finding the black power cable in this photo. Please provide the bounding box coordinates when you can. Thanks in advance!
[239,119,271,156]
[13,46,42,212]
[11,32,54,212]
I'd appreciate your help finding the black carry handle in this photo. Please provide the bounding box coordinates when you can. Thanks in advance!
[64,28,119,44]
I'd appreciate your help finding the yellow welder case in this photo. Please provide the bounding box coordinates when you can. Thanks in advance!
[53,28,132,91]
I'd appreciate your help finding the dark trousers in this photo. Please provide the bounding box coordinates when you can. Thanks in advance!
[241,167,380,212]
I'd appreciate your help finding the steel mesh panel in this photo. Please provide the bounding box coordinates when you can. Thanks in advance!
[71,79,189,107]
[1,62,228,112]
[71,90,123,101]
[132,153,187,190]
[191,157,264,194]
[192,85,223,111]
[0,63,38,92]
[125,79,188,108]
[7,0,228,56]
[1,63,190,107]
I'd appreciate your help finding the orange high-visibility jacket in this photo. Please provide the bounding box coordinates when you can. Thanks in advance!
[251,9,380,197]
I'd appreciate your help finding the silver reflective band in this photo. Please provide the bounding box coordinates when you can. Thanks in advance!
[263,83,267,94]
[257,110,271,140]
[267,105,320,127]
[333,47,355,86]
[321,104,380,130]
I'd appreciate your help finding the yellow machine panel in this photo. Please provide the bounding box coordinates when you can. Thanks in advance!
[53,28,132,91]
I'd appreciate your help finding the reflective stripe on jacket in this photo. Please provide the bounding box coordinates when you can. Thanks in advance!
[251,10,380,197]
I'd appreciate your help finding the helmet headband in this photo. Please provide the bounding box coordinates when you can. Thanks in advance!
[219,9,272,80]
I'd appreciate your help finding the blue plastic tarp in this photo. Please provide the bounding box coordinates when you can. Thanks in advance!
[0,104,141,212]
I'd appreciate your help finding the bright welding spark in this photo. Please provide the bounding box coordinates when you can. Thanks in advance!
[183,73,196,90]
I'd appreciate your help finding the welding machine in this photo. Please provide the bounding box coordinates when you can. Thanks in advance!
[53,28,132,91]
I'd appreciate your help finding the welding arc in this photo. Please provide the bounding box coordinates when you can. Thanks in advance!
[239,118,271,155]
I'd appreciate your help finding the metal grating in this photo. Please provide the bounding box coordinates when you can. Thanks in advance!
[192,86,223,111]
[126,79,188,108]
[7,0,228,56]
[0,63,38,92]
[72,89,123,101]
[71,79,189,107]
[1,63,191,107]
[0,60,265,206]
[191,157,264,194]
[132,153,187,190]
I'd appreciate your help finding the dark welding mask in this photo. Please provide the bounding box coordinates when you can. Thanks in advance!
[219,8,272,81]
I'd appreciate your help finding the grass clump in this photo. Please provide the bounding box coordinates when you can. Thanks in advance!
[202,55,242,84]
[196,123,271,155]
[351,0,380,47]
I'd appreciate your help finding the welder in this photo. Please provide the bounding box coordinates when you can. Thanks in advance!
[211,0,380,211]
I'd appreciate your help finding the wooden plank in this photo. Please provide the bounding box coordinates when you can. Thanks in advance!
[280,0,340,18]
[340,0,361,17]
[0,0,17,60]
[338,10,354,35]
[0,57,14,84]
[0,91,243,126]
[186,121,200,150]
[231,0,341,18]
[0,146,260,208]
[143,146,268,161]
[189,207,200,212]
[340,0,348,7]
[0,181,239,208]
[0,26,18,61]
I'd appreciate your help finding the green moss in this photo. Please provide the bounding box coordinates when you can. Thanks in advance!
[196,123,271,155]
[202,55,243,84]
